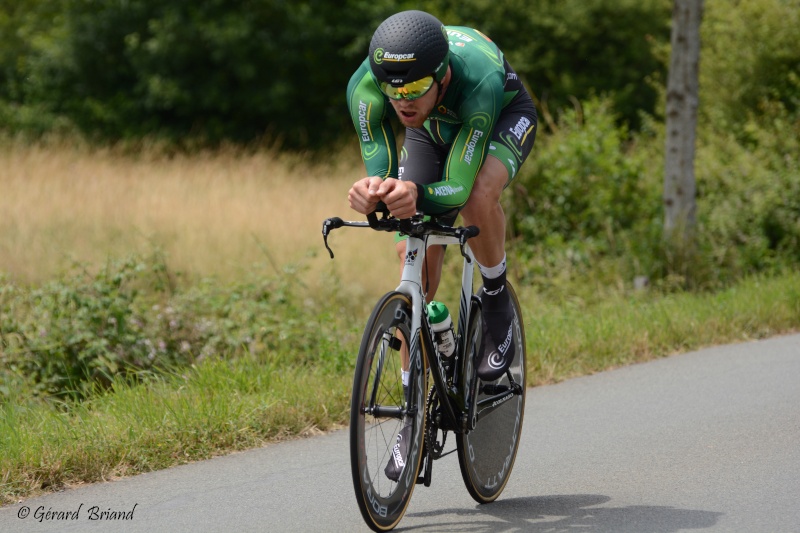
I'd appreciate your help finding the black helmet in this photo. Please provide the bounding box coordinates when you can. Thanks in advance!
[368,10,450,87]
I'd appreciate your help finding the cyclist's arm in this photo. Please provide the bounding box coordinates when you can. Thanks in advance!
[346,61,398,179]
[416,74,505,215]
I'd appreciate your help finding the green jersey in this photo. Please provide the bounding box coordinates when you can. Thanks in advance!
[346,26,524,214]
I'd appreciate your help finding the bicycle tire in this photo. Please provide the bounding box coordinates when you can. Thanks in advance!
[350,292,428,532]
[456,282,526,503]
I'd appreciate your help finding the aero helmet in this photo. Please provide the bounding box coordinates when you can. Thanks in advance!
[369,10,450,87]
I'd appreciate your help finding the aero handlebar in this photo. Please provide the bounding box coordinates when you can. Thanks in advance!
[322,208,479,260]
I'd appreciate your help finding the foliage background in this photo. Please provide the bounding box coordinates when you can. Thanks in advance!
[0,0,676,145]
[0,0,799,502]
[0,0,798,396]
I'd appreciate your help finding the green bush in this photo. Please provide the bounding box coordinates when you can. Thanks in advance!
[509,98,656,245]
[1,0,797,153]
[701,0,800,136]
[0,0,412,147]
[431,0,671,129]
[694,123,800,277]
[506,97,661,295]
[506,93,800,293]
[0,0,674,146]
[0,255,355,400]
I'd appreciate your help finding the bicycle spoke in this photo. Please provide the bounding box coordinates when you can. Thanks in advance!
[350,293,426,532]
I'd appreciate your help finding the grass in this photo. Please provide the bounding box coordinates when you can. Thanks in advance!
[0,141,397,296]
[524,273,800,384]
[1,358,352,503]
[1,143,799,505]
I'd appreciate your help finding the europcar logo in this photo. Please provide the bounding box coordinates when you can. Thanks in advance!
[374,48,415,64]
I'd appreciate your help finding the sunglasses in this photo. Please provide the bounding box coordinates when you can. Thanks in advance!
[380,75,436,101]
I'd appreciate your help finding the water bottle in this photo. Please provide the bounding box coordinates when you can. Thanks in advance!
[427,301,455,358]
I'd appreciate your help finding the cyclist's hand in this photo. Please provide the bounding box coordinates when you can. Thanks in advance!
[375,179,418,219]
[348,177,383,215]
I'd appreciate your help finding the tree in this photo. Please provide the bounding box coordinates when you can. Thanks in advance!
[431,0,672,131]
[663,0,703,270]
[12,0,405,147]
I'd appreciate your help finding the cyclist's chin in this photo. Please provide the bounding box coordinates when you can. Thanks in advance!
[398,113,426,128]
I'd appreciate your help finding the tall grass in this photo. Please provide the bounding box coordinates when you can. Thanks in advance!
[0,141,397,297]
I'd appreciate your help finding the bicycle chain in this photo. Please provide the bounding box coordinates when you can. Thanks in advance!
[425,386,447,459]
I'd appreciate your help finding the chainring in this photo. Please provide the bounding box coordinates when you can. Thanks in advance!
[425,386,448,459]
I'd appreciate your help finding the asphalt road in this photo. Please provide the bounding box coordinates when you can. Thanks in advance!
[2,334,799,532]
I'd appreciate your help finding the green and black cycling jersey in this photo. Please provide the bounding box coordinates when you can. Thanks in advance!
[347,26,531,215]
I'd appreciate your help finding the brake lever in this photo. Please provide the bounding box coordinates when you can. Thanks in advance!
[322,217,344,258]
[457,226,480,262]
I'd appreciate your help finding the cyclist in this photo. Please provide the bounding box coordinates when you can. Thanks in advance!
[346,10,537,480]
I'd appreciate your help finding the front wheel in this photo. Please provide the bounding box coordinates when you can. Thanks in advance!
[456,282,526,503]
[350,292,428,532]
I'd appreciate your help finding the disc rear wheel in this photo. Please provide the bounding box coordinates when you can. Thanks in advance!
[456,282,526,503]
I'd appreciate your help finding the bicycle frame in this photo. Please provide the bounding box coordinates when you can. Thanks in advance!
[323,213,475,418]
[396,232,475,434]
[322,211,523,434]
[398,232,523,434]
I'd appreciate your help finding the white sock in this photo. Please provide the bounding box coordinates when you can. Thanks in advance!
[401,370,410,387]
[477,254,507,280]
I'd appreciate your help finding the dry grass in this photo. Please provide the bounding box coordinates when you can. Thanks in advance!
[0,142,397,297]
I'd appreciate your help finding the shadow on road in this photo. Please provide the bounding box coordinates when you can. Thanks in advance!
[403,494,722,532]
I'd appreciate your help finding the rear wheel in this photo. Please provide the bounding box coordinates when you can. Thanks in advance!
[456,282,526,503]
[350,292,428,531]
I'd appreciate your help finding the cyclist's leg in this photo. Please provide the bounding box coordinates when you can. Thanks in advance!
[462,94,538,265]
[459,156,508,268]
[462,91,537,381]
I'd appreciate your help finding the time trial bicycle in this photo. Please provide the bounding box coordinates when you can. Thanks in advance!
[322,208,526,532]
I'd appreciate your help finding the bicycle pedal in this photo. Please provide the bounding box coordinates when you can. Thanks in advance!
[423,456,433,487]
[482,383,511,395]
